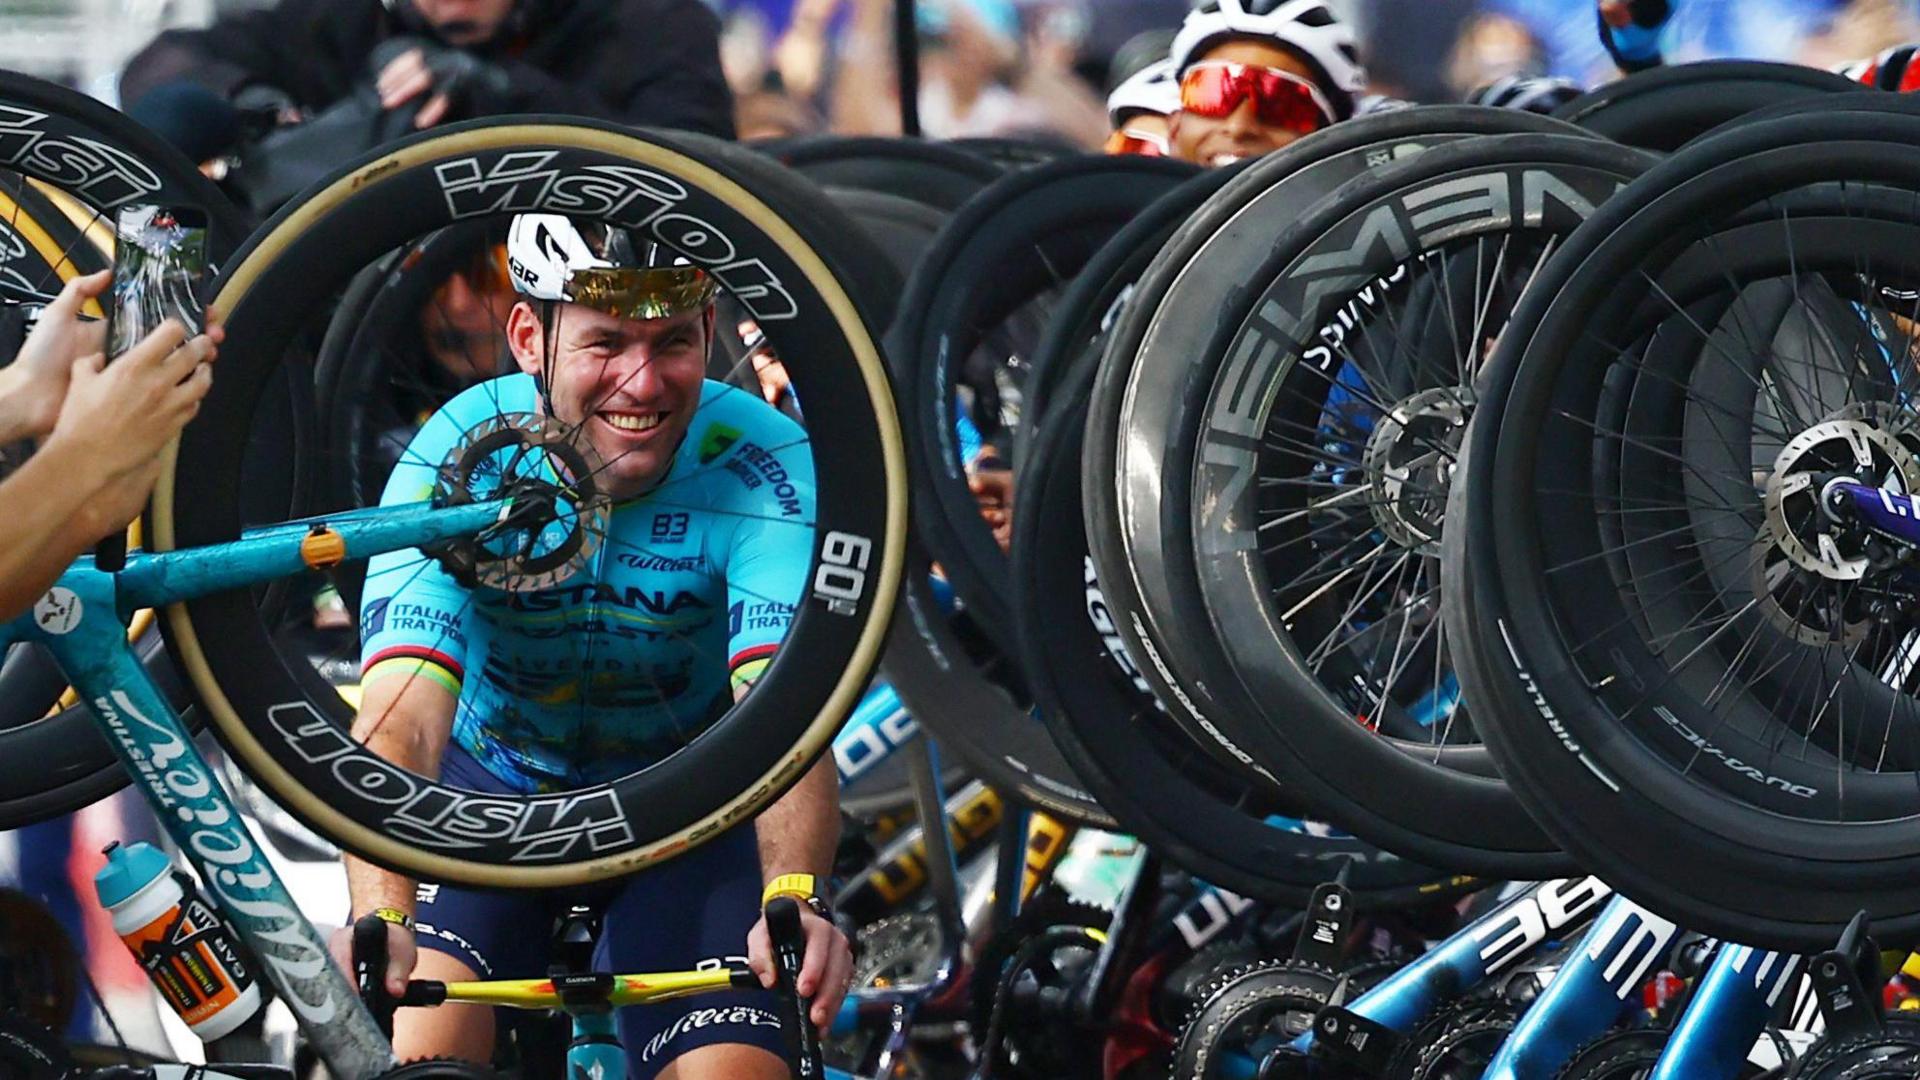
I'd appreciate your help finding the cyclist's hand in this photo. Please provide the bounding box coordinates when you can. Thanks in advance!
[45,315,222,535]
[738,319,790,406]
[1,270,109,442]
[969,465,1014,552]
[746,905,853,1034]
[327,919,417,998]
[376,47,454,129]
[377,43,511,129]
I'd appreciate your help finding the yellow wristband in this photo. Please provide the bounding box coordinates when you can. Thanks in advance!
[762,873,818,906]
[370,906,414,930]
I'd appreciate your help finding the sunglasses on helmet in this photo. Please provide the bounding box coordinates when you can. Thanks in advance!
[566,266,720,321]
[1178,61,1336,135]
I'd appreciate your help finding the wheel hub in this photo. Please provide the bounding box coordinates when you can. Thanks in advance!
[1763,418,1920,582]
[1363,387,1473,553]
[432,413,610,592]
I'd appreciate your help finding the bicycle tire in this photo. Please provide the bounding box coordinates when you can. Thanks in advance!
[1450,108,1920,948]
[882,539,1114,827]
[1159,134,1658,875]
[156,117,907,885]
[1085,105,1592,795]
[1013,165,1241,472]
[1551,59,1866,152]
[947,134,1082,169]
[310,140,946,820]
[890,153,1196,653]
[756,135,1003,212]
[0,70,249,828]
[1015,341,1461,902]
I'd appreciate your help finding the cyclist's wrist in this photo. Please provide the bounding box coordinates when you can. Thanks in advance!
[366,906,415,931]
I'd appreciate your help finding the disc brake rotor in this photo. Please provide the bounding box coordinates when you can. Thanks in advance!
[1363,386,1474,555]
[431,412,611,592]
[1763,419,1919,582]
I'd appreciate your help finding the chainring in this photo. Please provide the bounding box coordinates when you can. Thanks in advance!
[431,412,610,592]
[971,897,1112,1080]
[0,889,78,1030]
[1386,999,1519,1080]
[825,913,944,1079]
[1170,959,1342,1080]
[1786,1017,1920,1079]
[0,1013,70,1080]
[373,1058,510,1079]
[1555,1027,1669,1080]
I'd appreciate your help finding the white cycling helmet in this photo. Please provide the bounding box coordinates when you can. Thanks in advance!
[1170,0,1366,120]
[506,214,718,320]
[1467,74,1584,115]
[1107,58,1180,126]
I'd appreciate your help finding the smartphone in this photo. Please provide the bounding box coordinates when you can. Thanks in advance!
[105,203,210,360]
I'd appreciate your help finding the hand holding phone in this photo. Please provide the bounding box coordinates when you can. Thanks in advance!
[96,204,211,571]
[105,204,210,361]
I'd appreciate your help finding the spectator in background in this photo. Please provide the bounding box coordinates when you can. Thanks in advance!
[1451,0,1853,93]
[1105,56,1179,155]
[1357,0,1478,101]
[735,85,827,140]
[1167,0,1367,167]
[120,0,735,167]
[825,0,1108,146]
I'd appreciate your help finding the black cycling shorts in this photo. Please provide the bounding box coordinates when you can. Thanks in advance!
[412,746,785,1077]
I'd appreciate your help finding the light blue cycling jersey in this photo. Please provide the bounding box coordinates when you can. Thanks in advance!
[358,372,816,793]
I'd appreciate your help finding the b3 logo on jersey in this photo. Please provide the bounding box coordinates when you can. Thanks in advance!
[650,513,690,544]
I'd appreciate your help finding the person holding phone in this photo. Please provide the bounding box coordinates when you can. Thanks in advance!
[0,270,223,621]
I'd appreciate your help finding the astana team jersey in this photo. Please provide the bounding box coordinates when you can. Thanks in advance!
[358,373,816,793]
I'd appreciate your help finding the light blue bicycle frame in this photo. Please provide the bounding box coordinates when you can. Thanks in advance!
[2,499,515,1078]
[2,493,911,1079]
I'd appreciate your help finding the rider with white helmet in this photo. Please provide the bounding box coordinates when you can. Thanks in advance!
[336,212,853,1080]
[1106,57,1180,156]
[1167,0,1369,166]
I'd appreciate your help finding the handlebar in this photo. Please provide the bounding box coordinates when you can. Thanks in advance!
[766,896,824,1080]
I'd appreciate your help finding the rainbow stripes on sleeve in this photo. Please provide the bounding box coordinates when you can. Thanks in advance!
[728,643,779,694]
[363,645,465,698]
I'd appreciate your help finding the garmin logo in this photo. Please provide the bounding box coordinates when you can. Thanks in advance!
[434,152,798,321]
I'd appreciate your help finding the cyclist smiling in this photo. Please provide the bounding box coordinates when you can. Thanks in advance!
[1167,0,1367,167]
[330,214,852,1079]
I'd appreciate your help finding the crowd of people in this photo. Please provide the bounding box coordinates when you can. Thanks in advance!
[94,0,1920,166]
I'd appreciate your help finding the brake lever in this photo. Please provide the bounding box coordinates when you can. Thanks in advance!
[766,896,824,1080]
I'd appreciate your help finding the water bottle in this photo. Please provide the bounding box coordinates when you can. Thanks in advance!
[93,842,262,1041]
